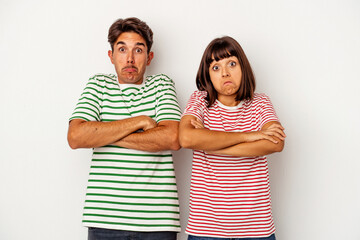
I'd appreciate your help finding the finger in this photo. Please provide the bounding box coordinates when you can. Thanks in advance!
[264,135,278,144]
[266,129,286,140]
[266,126,286,137]
[191,120,203,129]
[193,119,204,128]
[190,120,197,127]
[268,123,284,130]
[272,132,285,141]
[272,128,286,138]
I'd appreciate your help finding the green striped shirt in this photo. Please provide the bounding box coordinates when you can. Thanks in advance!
[70,73,181,232]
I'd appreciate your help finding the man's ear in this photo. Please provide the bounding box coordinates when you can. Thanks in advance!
[108,50,114,64]
[147,51,154,66]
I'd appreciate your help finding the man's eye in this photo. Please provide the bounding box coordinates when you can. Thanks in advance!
[212,65,219,71]
[119,47,125,52]
[135,48,142,53]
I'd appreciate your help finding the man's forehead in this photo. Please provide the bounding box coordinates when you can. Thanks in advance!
[116,32,147,47]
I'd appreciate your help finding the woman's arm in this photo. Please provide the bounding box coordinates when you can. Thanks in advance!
[179,115,285,151]
[207,121,285,157]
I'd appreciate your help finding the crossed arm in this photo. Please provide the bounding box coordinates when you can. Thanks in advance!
[179,115,285,157]
[67,116,180,152]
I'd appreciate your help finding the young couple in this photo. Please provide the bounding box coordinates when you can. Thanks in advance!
[68,17,286,240]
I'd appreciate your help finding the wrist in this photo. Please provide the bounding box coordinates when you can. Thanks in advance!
[137,115,149,129]
[241,132,254,143]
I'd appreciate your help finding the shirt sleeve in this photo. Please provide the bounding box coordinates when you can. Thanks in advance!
[182,91,206,121]
[259,94,280,128]
[69,75,102,122]
[155,75,182,122]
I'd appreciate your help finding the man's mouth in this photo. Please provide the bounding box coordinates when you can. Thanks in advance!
[123,66,138,72]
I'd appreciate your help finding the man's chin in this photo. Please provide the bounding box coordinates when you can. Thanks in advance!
[118,75,143,84]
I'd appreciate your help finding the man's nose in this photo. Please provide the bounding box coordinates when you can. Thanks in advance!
[127,52,135,64]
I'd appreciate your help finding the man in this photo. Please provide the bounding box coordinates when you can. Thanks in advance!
[67,17,181,240]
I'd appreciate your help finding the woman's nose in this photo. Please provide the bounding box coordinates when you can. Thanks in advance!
[222,68,230,77]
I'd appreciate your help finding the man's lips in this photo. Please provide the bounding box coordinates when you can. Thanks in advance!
[122,66,138,72]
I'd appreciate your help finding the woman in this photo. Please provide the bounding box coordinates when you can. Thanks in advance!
[179,36,286,240]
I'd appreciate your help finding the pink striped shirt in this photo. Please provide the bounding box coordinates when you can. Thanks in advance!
[183,90,279,238]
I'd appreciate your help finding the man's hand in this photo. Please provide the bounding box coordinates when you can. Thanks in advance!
[141,116,157,131]
[68,116,157,149]
[113,120,180,152]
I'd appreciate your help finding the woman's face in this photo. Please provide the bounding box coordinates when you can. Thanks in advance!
[209,56,242,103]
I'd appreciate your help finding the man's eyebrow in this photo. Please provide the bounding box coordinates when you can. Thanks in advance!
[116,41,146,47]
[135,42,145,47]
[116,41,126,46]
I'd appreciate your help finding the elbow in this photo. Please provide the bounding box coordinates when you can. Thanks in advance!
[67,129,81,149]
[179,132,193,149]
[169,131,181,151]
[170,141,181,151]
[274,140,285,153]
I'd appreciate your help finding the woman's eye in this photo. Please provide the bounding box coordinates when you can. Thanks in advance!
[229,61,236,67]
[212,65,219,71]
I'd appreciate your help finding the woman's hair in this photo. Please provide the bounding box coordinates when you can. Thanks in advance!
[108,17,153,53]
[196,36,256,107]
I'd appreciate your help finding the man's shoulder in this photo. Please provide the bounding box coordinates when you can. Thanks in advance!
[89,73,117,83]
[145,73,174,86]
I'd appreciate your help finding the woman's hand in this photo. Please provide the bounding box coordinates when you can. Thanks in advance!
[191,118,285,144]
[246,122,286,143]
[190,118,205,129]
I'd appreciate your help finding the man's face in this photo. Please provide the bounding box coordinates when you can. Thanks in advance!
[108,32,154,84]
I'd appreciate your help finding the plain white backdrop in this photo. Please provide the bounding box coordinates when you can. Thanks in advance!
[1,0,359,239]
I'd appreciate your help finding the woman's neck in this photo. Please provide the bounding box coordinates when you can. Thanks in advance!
[217,95,239,107]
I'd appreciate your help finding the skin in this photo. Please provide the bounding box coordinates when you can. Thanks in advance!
[209,56,242,106]
[68,32,180,152]
[189,117,285,157]
[108,31,154,84]
[179,56,286,156]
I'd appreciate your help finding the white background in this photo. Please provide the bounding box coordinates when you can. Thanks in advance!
[1,0,359,239]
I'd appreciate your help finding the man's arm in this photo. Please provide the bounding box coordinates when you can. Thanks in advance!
[67,116,156,149]
[179,115,284,151]
[113,120,180,152]
[207,121,285,157]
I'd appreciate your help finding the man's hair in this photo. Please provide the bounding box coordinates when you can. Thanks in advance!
[108,17,153,53]
[196,36,256,107]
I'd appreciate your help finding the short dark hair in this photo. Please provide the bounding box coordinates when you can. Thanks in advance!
[196,36,256,107]
[108,17,153,53]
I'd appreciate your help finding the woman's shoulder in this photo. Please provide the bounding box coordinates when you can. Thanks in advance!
[191,90,208,99]
[251,93,271,102]
[186,90,208,106]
